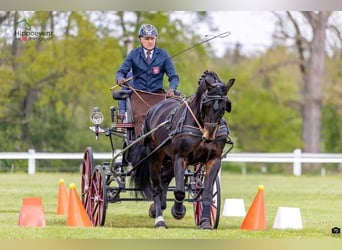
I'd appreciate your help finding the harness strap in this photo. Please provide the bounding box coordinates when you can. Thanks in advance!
[131,123,229,171]
[127,135,172,175]
[182,99,204,133]
[166,101,187,136]
[172,124,229,139]
[166,105,179,131]
[175,107,187,134]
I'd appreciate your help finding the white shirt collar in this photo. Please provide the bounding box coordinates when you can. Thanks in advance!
[144,48,153,57]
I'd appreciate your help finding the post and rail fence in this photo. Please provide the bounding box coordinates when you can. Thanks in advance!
[1,148,342,176]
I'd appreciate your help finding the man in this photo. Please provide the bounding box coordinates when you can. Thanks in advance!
[115,24,180,135]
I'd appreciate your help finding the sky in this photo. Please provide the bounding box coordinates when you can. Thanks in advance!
[179,11,341,57]
[204,11,277,56]
[176,11,278,57]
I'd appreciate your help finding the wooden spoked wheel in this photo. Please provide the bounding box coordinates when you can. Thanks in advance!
[193,175,221,229]
[81,147,95,214]
[88,165,107,226]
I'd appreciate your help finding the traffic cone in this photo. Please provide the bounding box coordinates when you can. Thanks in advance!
[240,185,267,230]
[56,179,69,215]
[18,197,46,227]
[66,183,93,227]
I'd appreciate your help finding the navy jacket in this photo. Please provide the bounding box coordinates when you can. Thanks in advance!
[116,46,179,92]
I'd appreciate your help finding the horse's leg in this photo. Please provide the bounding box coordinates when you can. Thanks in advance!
[148,165,173,219]
[199,159,221,229]
[149,159,167,228]
[171,156,186,220]
[160,163,174,210]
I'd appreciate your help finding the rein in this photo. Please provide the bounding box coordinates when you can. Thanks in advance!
[181,98,204,134]
[123,83,183,108]
[126,84,157,108]
[128,135,172,174]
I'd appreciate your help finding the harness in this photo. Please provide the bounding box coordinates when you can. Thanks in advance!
[166,101,188,136]
[166,95,229,139]
[131,74,233,168]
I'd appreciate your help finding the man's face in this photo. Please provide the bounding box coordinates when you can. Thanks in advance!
[140,36,156,50]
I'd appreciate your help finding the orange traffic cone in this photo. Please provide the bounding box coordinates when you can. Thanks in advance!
[18,197,46,227]
[56,179,69,215]
[240,185,267,230]
[66,183,93,227]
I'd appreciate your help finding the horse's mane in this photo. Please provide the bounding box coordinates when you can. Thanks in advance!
[197,70,222,85]
[196,70,224,99]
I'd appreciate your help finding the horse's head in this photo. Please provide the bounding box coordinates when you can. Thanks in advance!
[196,70,235,142]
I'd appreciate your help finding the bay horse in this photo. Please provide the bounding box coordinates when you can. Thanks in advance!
[130,70,235,229]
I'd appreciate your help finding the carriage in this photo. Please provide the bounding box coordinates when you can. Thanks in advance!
[81,70,235,229]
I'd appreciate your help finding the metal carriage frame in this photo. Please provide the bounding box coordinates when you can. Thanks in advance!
[81,89,233,228]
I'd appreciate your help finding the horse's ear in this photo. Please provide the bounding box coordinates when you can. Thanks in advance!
[224,78,235,94]
[196,77,207,98]
[224,78,234,112]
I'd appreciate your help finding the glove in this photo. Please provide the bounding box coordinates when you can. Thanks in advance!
[117,77,127,86]
[166,88,175,96]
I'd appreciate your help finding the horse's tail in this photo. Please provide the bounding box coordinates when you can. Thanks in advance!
[129,142,153,200]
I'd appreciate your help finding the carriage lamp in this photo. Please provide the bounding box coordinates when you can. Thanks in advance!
[90,107,104,125]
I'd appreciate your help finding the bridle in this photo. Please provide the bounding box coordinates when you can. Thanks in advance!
[200,91,229,119]
[182,79,229,140]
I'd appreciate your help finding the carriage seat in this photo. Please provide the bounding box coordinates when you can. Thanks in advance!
[112,89,132,100]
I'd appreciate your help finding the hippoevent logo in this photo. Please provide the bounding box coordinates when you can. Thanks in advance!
[15,19,53,42]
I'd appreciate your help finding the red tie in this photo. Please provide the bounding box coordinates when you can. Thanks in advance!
[146,51,151,64]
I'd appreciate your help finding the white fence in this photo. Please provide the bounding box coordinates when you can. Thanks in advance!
[1,148,342,176]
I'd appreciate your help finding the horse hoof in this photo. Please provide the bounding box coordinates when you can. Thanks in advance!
[199,218,212,230]
[171,204,186,220]
[155,221,168,229]
[148,203,156,218]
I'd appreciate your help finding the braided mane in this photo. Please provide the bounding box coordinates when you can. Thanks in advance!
[198,70,222,86]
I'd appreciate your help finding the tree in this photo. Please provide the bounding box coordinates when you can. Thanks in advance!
[0,11,123,153]
[273,11,333,156]
[220,47,302,153]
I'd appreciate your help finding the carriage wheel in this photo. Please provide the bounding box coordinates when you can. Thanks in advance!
[193,175,221,229]
[88,165,108,226]
[81,147,95,213]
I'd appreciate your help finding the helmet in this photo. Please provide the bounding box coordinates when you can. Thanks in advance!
[138,24,158,38]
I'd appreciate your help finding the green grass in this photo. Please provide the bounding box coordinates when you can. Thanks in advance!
[1,172,342,239]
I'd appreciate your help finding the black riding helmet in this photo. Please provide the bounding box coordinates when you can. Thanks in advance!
[138,24,158,38]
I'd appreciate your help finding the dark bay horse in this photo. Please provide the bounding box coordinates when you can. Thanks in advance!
[130,70,235,229]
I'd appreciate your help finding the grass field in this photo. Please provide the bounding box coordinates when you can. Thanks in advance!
[1,171,342,239]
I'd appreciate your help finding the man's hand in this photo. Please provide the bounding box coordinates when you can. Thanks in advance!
[117,77,127,86]
[166,88,175,96]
